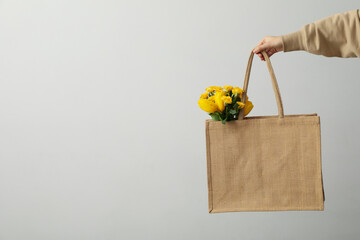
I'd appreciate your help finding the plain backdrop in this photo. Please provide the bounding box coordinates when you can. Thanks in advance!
[0,1,359,239]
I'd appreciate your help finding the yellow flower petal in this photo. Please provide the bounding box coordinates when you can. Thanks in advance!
[208,95,215,102]
[223,85,233,92]
[236,101,245,109]
[198,99,218,113]
[214,90,226,112]
[232,87,244,95]
[205,87,214,92]
[200,92,209,99]
[213,86,223,91]
[222,96,232,104]
[244,100,254,117]
[205,86,223,92]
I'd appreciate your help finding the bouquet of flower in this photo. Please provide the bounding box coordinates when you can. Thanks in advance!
[198,85,253,124]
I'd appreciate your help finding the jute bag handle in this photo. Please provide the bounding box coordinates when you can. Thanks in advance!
[238,51,284,119]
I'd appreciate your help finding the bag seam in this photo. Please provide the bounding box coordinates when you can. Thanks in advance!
[205,121,214,213]
[318,116,326,203]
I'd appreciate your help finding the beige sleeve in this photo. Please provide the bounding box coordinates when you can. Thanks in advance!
[281,9,360,58]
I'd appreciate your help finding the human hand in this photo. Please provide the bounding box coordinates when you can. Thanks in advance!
[253,36,284,61]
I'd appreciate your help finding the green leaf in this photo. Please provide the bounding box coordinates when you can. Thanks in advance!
[209,112,221,121]
[229,109,237,115]
[221,113,228,124]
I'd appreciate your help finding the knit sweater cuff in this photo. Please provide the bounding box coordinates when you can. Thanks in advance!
[281,30,306,52]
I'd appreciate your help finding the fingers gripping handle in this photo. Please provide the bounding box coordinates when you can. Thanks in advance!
[238,51,284,119]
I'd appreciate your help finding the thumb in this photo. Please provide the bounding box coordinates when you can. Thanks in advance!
[253,43,270,54]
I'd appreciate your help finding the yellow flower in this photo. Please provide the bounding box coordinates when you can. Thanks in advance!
[222,96,232,104]
[198,99,218,113]
[236,101,245,109]
[205,86,223,92]
[205,87,214,92]
[244,100,254,117]
[214,90,226,112]
[208,95,215,102]
[232,87,244,95]
[223,85,233,92]
[200,92,209,99]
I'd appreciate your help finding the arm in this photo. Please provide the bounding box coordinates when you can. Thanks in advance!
[253,9,360,59]
[282,9,360,57]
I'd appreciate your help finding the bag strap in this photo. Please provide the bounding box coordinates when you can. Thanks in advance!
[238,51,284,119]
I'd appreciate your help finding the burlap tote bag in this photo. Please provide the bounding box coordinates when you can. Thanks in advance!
[205,51,324,213]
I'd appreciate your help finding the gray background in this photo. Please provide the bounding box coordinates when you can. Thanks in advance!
[0,0,359,239]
